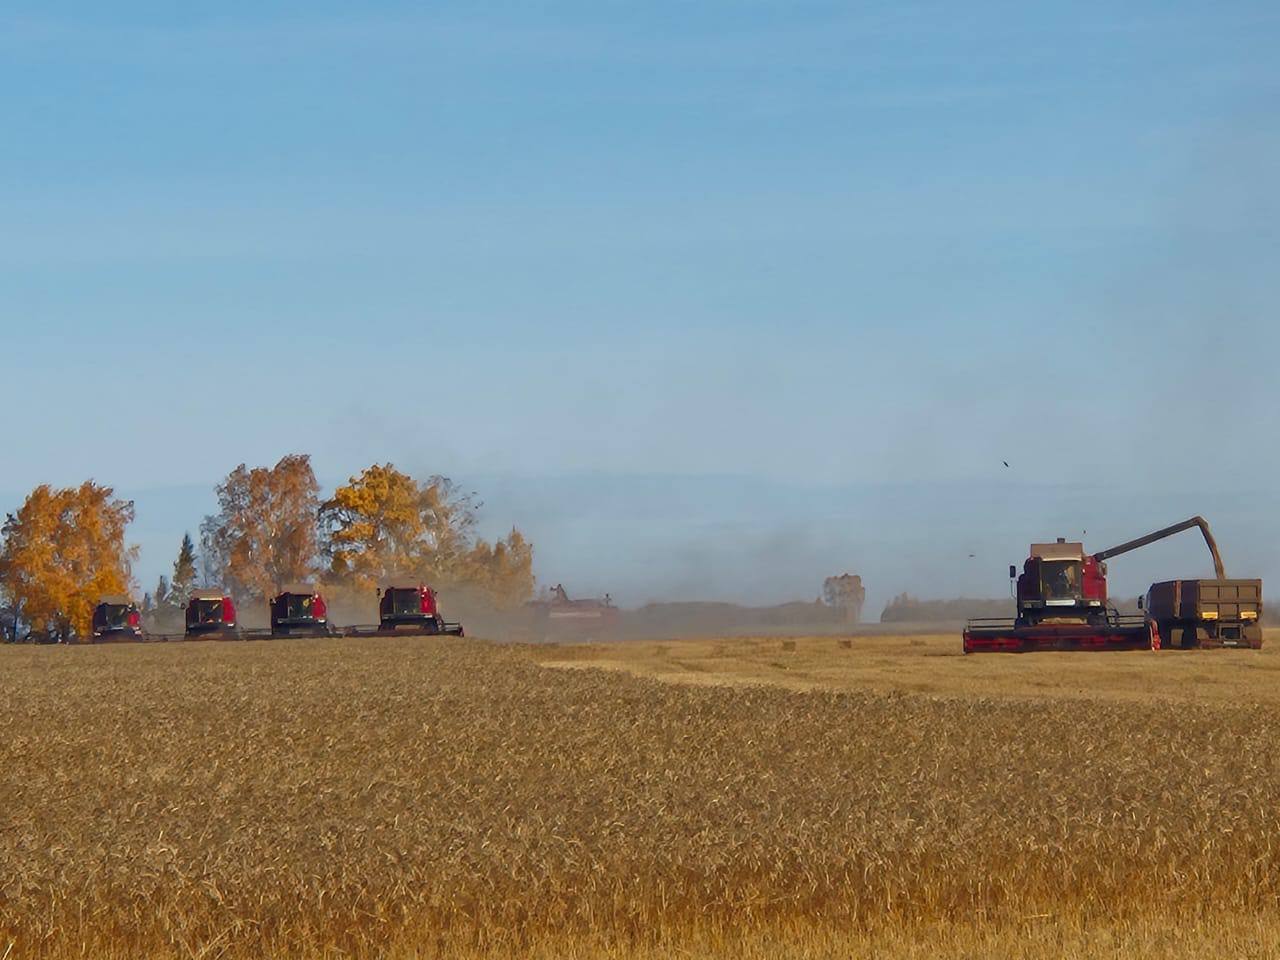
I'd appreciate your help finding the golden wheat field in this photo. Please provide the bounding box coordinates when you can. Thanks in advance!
[3,633,1280,959]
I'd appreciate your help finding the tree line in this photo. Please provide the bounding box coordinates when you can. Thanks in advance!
[0,456,533,641]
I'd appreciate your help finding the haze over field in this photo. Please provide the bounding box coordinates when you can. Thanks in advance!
[2,473,1268,616]
[2,1,1276,609]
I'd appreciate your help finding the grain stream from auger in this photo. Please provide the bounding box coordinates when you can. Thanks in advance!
[1,636,1279,958]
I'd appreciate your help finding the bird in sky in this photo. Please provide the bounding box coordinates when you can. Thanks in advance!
[1002,461,1010,468]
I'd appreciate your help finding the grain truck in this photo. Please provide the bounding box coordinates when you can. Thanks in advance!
[1142,579,1263,649]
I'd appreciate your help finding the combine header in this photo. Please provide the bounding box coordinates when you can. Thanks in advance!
[964,517,1256,654]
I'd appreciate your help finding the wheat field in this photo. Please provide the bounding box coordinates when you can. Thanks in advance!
[2,634,1279,958]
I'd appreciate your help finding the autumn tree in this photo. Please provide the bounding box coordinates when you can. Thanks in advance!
[0,482,137,640]
[459,529,535,608]
[141,534,199,630]
[823,573,865,623]
[171,533,198,601]
[1,597,19,643]
[320,464,478,590]
[200,454,320,599]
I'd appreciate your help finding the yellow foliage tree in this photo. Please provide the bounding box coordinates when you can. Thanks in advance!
[459,529,535,608]
[0,482,137,640]
[200,454,321,600]
[320,464,534,606]
[320,464,475,591]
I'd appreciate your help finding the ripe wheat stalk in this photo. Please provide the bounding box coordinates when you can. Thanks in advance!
[1,638,1277,958]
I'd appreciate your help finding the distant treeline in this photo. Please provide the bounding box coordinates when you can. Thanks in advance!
[880,594,1012,623]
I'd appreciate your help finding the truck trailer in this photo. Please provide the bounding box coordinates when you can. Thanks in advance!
[1144,579,1263,649]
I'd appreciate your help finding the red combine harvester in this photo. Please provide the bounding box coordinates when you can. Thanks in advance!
[964,517,1230,654]
[377,584,464,636]
[185,591,241,640]
[269,586,335,637]
[90,596,144,642]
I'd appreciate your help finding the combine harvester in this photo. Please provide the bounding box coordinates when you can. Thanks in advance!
[964,516,1263,653]
[90,596,144,642]
[528,583,621,640]
[269,586,336,638]
[184,590,242,640]
[374,584,464,636]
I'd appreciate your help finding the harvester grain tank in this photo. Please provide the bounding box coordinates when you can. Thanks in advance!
[269,586,335,637]
[377,584,464,636]
[185,591,241,639]
[90,596,143,642]
[964,516,1260,653]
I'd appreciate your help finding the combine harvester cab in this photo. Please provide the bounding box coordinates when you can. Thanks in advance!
[90,596,144,642]
[377,584,464,636]
[964,516,1262,653]
[269,586,336,638]
[185,592,242,640]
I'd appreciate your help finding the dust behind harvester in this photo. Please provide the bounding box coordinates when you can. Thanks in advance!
[964,517,1263,653]
[526,584,620,639]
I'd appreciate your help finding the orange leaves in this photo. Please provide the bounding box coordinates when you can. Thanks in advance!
[459,529,535,608]
[201,454,321,599]
[320,465,533,606]
[0,482,136,639]
[320,464,473,591]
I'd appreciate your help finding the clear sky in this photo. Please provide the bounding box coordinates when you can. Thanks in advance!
[2,2,1277,607]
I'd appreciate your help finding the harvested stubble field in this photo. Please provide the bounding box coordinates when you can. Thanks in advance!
[2,634,1280,959]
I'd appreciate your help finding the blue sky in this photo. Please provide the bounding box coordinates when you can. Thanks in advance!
[2,2,1277,607]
